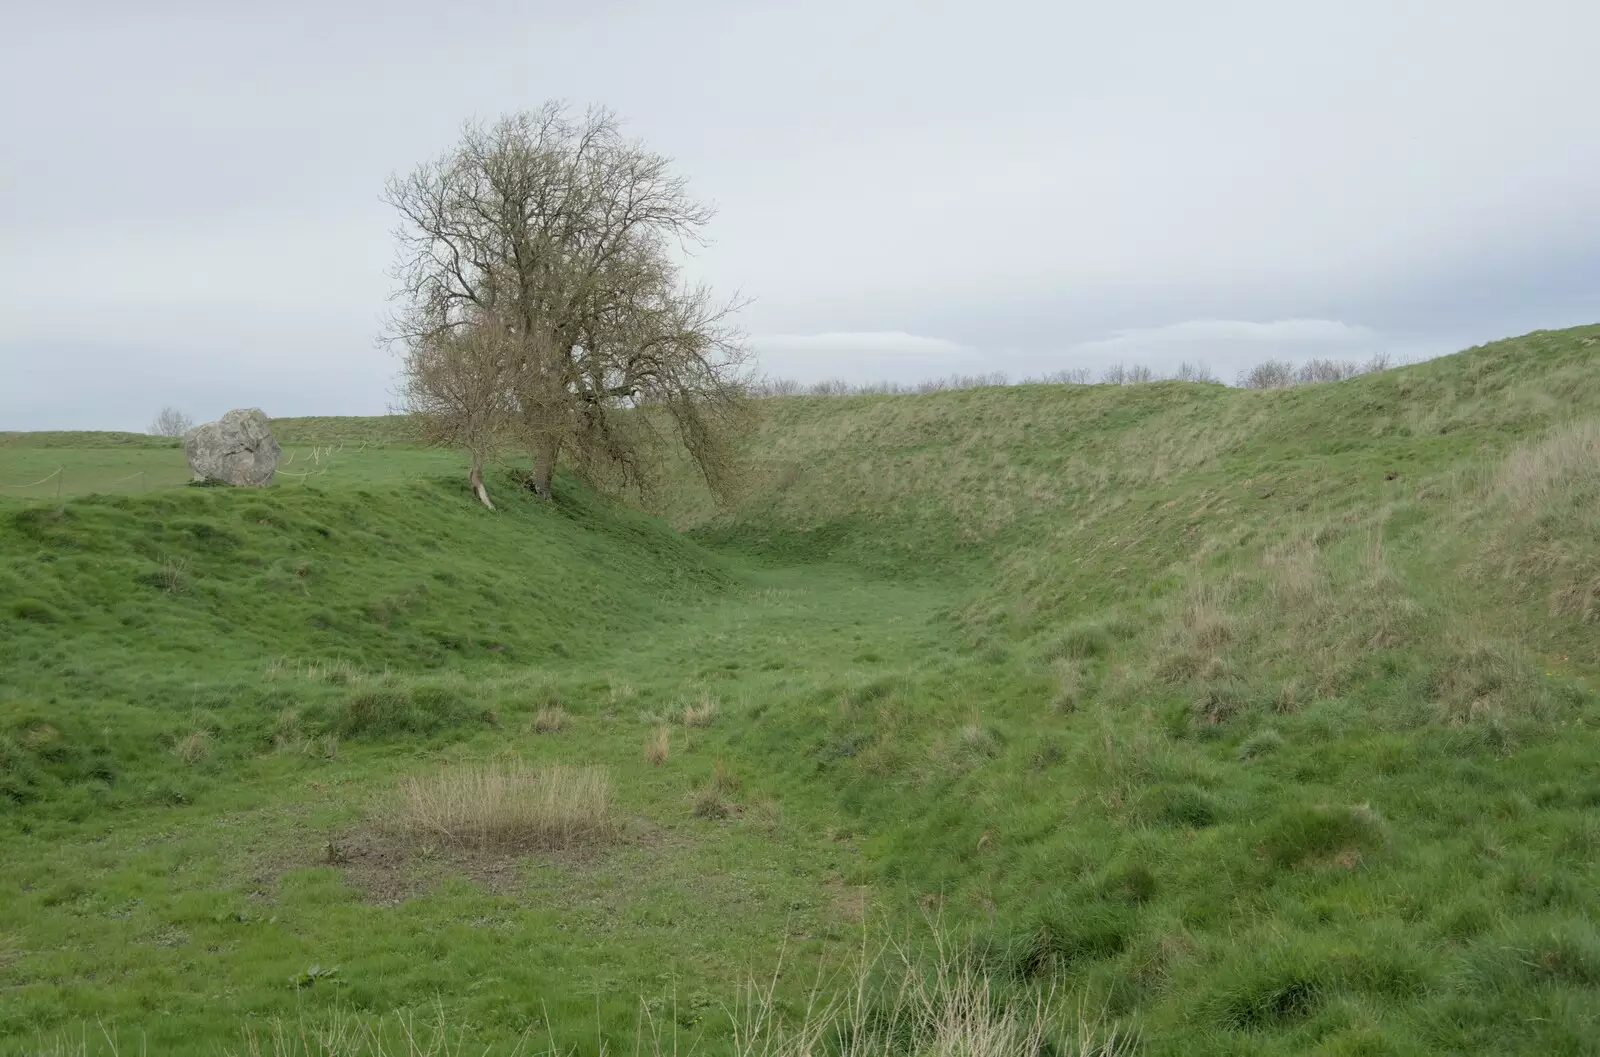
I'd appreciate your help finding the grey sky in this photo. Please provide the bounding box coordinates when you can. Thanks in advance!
[3,0,1598,429]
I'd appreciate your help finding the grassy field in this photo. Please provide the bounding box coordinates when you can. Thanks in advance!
[2,326,1599,1055]
[0,424,460,501]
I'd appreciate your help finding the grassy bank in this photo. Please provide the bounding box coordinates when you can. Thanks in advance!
[3,325,1599,1054]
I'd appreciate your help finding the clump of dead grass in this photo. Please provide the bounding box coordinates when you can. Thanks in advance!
[209,926,1129,1057]
[691,786,736,820]
[730,931,1132,1057]
[1479,418,1600,623]
[531,705,568,734]
[174,730,211,765]
[1426,631,1552,724]
[682,695,719,727]
[1494,418,1600,508]
[645,726,671,766]
[395,761,614,852]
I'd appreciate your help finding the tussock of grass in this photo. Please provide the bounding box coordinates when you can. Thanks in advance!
[1236,728,1284,760]
[732,934,1132,1057]
[1260,803,1386,869]
[682,695,719,727]
[173,730,210,765]
[334,683,491,739]
[531,705,568,734]
[1479,418,1600,623]
[690,785,735,820]
[395,761,614,852]
[1426,633,1550,723]
[644,726,670,766]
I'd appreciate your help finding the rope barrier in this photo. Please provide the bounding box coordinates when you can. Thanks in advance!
[0,467,63,489]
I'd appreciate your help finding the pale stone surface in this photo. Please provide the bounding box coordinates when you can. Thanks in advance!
[184,408,281,486]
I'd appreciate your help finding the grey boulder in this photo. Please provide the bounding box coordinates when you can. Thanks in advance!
[184,408,281,487]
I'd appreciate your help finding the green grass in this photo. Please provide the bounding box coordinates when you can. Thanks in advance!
[4,325,1600,1055]
[0,425,463,500]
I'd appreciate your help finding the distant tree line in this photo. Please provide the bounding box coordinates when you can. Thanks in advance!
[751,354,1394,398]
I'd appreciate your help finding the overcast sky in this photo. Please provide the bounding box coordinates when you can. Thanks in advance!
[3,0,1598,429]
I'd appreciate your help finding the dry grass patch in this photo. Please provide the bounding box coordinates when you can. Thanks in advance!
[682,695,720,727]
[1480,418,1600,624]
[531,705,568,734]
[1178,580,1235,651]
[1426,632,1550,724]
[174,730,211,765]
[731,933,1133,1057]
[691,785,736,820]
[203,926,1130,1056]
[645,725,671,766]
[1495,417,1600,508]
[395,761,614,852]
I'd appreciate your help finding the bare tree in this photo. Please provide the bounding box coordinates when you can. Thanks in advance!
[1237,359,1297,389]
[149,407,194,437]
[385,103,752,502]
[1238,354,1394,389]
[1174,361,1219,383]
[396,313,521,509]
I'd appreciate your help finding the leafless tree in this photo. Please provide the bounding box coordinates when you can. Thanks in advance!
[385,103,752,502]
[1237,359,1298,389]
[1101,364,1156,385]
[1038,367,1094,384]
[396,313,521,509]
[1239,354,1394,389]
[148,407,193,437]
[1174,361,1219,383]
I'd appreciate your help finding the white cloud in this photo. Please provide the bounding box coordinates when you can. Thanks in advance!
[2,0,1596,425]
[750,331,975,383]
[1075,319,1376,352]
[752,331,965,355]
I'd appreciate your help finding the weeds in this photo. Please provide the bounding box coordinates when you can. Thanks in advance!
[174,730,211,765]
[532,706,568,734]
[645,726,671,766]
[682,696,719,728]
[394,761,614,852]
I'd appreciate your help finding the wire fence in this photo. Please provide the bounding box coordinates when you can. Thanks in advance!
[0,466,159,500]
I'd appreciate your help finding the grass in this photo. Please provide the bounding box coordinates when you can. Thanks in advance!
[532,706,569,734]
[682,696,719,728]
[395,762,615,851]
[0,419,458,500]
[3,324,1600,1054]
[645,726,671,767]
[24,928,1130,1057]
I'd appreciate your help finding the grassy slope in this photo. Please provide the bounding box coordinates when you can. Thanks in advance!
[0,472,918,1056]
[2,325,1599,1055]
[659,324,1600,1054]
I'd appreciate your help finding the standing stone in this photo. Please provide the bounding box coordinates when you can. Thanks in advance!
[184,409,281,487]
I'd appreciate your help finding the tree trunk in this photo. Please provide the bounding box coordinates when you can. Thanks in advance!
[469,457,495,510]
[527,436,559,497]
